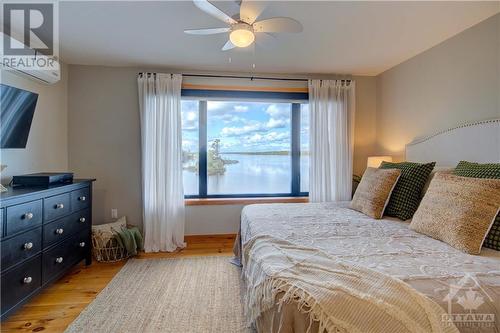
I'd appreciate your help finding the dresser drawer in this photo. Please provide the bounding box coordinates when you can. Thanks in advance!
[1,255,41,314]
[5,200,43,236]
[72,229,91,260]
[1,227,42,270]
[71,187,90,212]
[43,193,71,222]
[43,209,90,247]
[42,233,87,284]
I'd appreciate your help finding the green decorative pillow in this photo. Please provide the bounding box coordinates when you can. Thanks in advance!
[453,161,500,251]
[379,161,436,220]
[454,161,500,179]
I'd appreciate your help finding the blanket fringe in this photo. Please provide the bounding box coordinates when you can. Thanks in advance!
[245,274,353,333]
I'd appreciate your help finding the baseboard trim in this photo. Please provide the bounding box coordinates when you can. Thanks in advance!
[184,233,237,240]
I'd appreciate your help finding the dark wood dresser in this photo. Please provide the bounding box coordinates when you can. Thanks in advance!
[0,179,95,319]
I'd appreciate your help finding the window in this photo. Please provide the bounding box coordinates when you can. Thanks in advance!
[181,91,309,198]
[181,100,199,196]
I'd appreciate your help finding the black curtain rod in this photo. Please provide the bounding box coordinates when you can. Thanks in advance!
[183,74,309,82]
[138,72,351,83]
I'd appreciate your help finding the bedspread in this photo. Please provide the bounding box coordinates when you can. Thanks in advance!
[238,202,500,333]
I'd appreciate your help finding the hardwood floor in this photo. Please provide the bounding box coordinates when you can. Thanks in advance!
[1,234,237,333]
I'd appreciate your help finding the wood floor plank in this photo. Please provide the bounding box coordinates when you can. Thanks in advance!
[1,234,236,333]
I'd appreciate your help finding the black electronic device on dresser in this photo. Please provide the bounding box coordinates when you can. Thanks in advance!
[0,179,95,319]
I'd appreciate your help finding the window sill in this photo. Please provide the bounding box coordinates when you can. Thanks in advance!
[185,197,309,206]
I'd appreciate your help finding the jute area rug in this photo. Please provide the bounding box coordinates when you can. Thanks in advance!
[65,256,252,333]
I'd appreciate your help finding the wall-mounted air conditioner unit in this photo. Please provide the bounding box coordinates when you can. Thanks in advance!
[0,33,61,85]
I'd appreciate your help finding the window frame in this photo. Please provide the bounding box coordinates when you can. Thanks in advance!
[181,89,309,199]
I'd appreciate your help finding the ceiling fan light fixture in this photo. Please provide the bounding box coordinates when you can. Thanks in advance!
[229,23,255,48]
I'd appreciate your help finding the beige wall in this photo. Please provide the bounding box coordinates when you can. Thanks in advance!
[185,204,245,235]
[375,14,500,161]
[68,66,143,227]
[352,76,377,175]
[67,65,377,233]
[0,65,69,182]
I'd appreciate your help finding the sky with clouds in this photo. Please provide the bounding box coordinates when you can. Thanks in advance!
[182,100,309,153]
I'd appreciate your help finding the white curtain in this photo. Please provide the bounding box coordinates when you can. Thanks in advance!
[308,79,355,202]
[138,73,186,252]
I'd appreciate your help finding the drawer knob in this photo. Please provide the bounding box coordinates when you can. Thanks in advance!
[78,196,86,201]
[23,276,33,284]
[23,212,34,220]
[55,228,64,235]
[79,242,86,248]
[79,217,86,223]
[55,257,64,264]
[55,203,64,209]
[23,242,34,250]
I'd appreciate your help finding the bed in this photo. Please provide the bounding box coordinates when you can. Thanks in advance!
[236,119,500,333]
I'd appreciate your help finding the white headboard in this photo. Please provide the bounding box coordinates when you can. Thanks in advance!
[406,119,500,167]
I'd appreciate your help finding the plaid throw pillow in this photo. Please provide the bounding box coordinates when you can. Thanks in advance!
[453,161,500,251]
[454,161,500,178]
[379,161,436,220]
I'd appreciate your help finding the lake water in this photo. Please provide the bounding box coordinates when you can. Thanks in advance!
[183,154,309,195]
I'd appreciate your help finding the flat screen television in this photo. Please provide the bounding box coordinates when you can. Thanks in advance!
[0,84,39,148]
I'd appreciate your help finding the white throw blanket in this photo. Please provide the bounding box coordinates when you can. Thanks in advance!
[242,234,459,333]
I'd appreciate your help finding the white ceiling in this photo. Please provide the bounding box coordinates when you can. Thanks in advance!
[58,1,499,76]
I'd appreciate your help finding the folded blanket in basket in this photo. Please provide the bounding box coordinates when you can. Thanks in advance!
[115,226,144,256]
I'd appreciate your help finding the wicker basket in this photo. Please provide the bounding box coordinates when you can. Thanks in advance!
[91,229,130,262]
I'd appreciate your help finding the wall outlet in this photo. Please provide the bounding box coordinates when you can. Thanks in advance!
[111,208,118,219]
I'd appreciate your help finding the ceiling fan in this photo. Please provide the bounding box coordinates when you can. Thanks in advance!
[184,0,303,51]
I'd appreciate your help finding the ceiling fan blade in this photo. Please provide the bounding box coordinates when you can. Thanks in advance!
[222,40,236,51]
[193,0,237,25]
[239,0,266,25]
[184,27,230,35]
[253,17,303,33]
